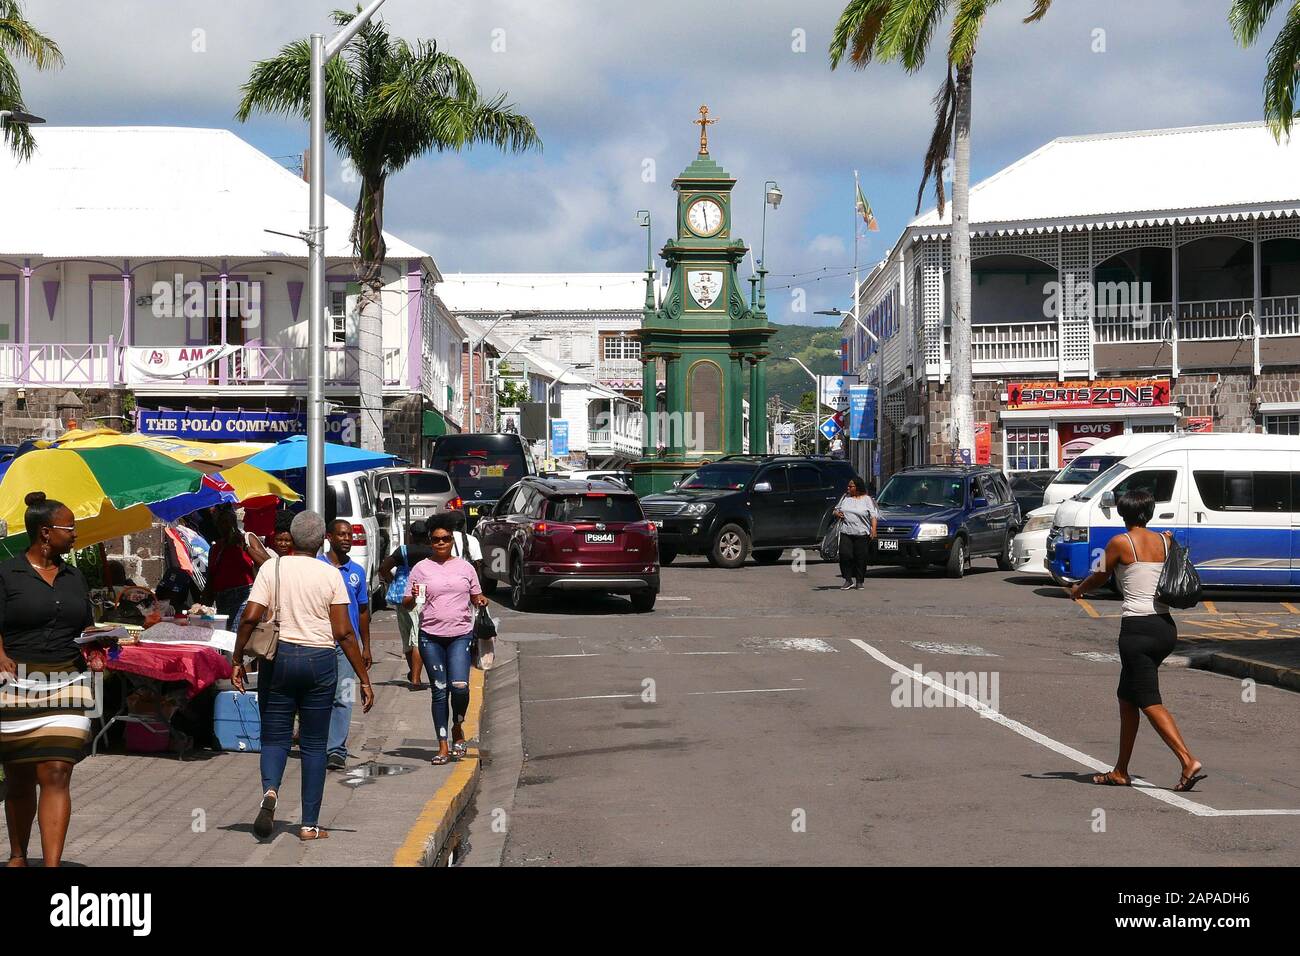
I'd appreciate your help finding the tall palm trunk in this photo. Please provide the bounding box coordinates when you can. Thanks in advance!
[355,173,387,453]
[949,58,975,462]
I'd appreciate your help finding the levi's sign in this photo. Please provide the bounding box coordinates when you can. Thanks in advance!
[1006,379,1171,411]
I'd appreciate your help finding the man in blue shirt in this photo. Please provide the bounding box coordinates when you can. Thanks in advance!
[320,519,371,769]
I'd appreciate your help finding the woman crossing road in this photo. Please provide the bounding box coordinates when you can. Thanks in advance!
[833,476,877,590]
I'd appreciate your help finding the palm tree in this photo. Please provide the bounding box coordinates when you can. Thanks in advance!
[0,0,63,160]
[238,7,540,451]
[829,1,1048,463]
[1229,0,1300,138]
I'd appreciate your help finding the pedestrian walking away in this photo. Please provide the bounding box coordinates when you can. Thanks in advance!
[380,520,431,688]
[319,519,371,770]
[833,476,877,590]
[0,492,97,867]
[403,514,489,765]
[1070,489,1205,792]
[232,511,374,842]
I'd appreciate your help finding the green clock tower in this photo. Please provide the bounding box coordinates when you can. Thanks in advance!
[631,106,775,495]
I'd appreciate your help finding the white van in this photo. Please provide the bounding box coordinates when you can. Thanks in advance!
[1047,433,1300,588]
[1041,432,1176,507]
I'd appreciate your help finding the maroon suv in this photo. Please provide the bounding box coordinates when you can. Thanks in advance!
[473,477,660,612]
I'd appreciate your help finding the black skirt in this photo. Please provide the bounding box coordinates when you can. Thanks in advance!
[1117,613,1178,708]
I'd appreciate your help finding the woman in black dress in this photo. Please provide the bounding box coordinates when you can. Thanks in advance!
[0,492,97,866]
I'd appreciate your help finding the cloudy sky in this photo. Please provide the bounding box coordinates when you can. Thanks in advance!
[13,0,1287,324]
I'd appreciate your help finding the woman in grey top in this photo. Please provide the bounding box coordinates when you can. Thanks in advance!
[833,477,877,590]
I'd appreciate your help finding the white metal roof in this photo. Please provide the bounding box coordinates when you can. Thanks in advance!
[437,273,663,314]
[0,126,430,261]
[910,121,1300,237]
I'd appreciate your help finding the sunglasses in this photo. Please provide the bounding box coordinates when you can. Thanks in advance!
[50,525,76,532]
[430,536,454,544]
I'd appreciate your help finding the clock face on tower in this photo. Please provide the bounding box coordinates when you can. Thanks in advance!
[686,197,724,237]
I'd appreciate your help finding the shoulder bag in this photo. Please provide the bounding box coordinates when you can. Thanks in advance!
[1156,535,1203,610]
[386,545,412,605]
[245,557,281,661]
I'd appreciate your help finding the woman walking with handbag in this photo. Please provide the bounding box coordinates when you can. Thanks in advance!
[402,514,488,765]
[832,476,877,591]
[0,493,97,867]
[232,511,373,842]
[1070,489,1205,792]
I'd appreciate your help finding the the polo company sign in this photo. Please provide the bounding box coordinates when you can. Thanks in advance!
[1007,379,1171,411]
[137,409,358,444]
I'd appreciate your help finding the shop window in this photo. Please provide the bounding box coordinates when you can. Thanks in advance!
[1264,414,1300,436]
[1113,469,1178,504]
[1005,426,1051,472]
[1195,471,1291,512]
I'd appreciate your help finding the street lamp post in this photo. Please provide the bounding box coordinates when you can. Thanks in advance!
[817,306,884,479]
[784,356,822,456]
[492,334,551,430]
[305,0,389,514]
[467,310,540,434]
[757,181,782,313]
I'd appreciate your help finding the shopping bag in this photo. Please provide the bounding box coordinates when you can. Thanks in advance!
[473,604,497,670]
[819,520,843,561]
[386,546,411,605]
[1156,536,1203,609]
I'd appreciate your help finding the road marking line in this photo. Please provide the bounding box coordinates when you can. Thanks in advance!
[1283,602,1300,615]
[847,638,1300,818]
[1203,600,1219,615]
[658,596,692,601]
[684,687,804,696]
[1076,599,1101,619]
[534,653,603,658]
[678,651,740,655]
[525,693,639,703]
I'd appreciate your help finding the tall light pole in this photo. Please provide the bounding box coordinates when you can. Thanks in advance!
[467,310,539,434]
[306,0,389,514]
[757,181,782,313]
[492,334,551,429]
[817,306,883,479]
[784,356,822,456]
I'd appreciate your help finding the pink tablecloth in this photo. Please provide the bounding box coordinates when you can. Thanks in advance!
[105,643,232,698]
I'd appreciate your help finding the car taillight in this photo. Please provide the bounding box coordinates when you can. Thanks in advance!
[447,497,464,510]
[351,524,367,546]
[533,522,575,536]
[627,520,656,535]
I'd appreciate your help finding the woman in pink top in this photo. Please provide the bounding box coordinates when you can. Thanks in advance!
[403,515,488,765]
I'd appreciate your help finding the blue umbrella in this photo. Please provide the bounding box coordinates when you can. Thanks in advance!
[245,435,397,477]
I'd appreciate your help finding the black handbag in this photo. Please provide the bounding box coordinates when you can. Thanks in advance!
[473,604,497,640]
[1156,536,1203,610]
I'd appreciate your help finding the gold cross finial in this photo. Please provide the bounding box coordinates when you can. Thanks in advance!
[694,104,717,155]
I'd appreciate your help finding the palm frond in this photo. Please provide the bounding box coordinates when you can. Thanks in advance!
[950,0,992,67]
[915,67,957,215]
[1023,0,1053,24]
[879,0,950,72]
[829,0,893,70]
[1262,3,1300,138]
[1229,0,1288,45]
[0,0,63,70]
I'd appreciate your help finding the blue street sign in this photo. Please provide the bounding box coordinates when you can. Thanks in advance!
[551,420,569,457]
[819,417,841,441]
[848,385,876,441]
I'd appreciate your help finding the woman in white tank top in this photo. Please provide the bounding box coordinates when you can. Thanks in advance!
[1070,488,1205,792]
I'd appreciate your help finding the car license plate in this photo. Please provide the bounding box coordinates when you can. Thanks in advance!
[468,506,479,516]
[408,506,427,517]
[586,533,615,544]
[878,539,899,551]
[652,520,663,529]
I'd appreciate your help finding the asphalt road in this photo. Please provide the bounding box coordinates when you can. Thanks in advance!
[466,553,1300,866]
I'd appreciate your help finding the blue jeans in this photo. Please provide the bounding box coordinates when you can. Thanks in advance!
[417,632,473,741]
[258,642,337,827]
[328,645,357,759]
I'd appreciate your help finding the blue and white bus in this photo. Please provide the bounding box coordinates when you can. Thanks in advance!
[1047,433,1300,588]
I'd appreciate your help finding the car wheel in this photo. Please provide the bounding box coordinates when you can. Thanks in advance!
[658,547,678,566]
[631,591,657,613]
[997,531,1015,571]
[509,555,534,611]
[946,537,968,579]
[752,549,783,565]
[707,524,751,569]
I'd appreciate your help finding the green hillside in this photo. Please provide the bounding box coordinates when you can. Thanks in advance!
[765,322,845,408]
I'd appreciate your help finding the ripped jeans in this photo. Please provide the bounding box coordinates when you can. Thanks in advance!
[416,631,473,741]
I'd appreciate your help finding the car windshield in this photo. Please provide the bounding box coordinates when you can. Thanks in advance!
[1056,455,1122,486]
[548,495,643,523]
[1076,463,1128,501]
[878,475,965,508]
[679,465,756,490]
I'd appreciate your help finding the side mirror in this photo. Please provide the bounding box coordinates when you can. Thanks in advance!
[754,481,772,493]
[973,497,989,509]
[1100,491,1116,509]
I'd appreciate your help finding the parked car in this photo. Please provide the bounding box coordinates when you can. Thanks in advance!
[1048,433,1300,588]
[474,477,660,611]
[871,465,1021,578]
[429,433,537,531]
[367,466,461,556]
[1010,504,1056,577]
[1009,470,1057,516]
[640,455,854,569]
[325,471,380,597]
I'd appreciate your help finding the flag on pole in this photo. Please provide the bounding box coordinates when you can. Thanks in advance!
[855,181,879,232]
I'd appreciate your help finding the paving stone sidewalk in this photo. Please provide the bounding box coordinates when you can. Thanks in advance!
[0,611,474,867]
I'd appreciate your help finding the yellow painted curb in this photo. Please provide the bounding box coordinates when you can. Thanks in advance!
[393,666,487,867]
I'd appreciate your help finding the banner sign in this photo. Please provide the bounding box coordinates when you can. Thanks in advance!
[974,422,991,465]
[1057,420,1124,466]
[124,345,238,385]
[551,420,569,457]
[819,374,858,413]
[773,423,795,455]
[1185,416,1213,433]
[1007,379,1171,411]
[848,385,876,441]
[137,409,358,444]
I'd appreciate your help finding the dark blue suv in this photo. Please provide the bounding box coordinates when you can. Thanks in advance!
[871,466,1020,578]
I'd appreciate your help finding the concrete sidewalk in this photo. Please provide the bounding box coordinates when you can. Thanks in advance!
[0,610,485,867]
[1189,637,1300,693]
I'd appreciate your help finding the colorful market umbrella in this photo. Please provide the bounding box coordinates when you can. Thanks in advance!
[54,428,267,475]
[148,463,299,523]
[0,446,206,558]
[246,434,397,476]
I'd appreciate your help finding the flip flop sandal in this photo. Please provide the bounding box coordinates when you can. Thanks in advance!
[453,741,468,757]
[1173,770,1207,792]
[1092,772,1130,786]
[431,753,451,765]
[299,827,329,841]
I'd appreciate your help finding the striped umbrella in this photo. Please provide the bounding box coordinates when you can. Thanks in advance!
[0,446,206,559]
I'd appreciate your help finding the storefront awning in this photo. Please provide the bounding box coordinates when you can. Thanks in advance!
[422,408,448,438]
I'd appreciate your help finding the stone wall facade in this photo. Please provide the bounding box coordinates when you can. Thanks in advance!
[381,393,425,465]
[0,387,130,445]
